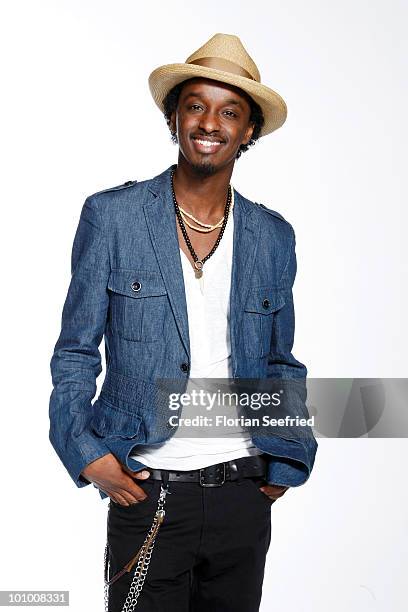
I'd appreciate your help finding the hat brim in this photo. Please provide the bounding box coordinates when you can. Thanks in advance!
[148,63,287,137]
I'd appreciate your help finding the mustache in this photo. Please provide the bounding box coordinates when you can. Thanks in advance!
[191,134,226,143]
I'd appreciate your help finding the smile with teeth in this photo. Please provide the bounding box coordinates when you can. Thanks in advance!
[193,138,223,148]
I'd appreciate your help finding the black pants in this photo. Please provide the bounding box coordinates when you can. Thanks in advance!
[106,475,273,612]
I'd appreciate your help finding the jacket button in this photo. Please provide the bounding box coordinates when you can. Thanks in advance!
[262,298,270,309]
[180,362,189,373]
[131,281,141,292]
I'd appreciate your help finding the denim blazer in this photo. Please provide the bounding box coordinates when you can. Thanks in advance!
[49,164,318,500]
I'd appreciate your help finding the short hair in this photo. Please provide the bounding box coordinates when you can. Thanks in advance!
[162,78,265,159]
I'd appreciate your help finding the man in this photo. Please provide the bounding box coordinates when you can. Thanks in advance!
[49,33,317,612]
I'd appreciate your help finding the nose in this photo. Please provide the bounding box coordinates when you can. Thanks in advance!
[198,110,220,134]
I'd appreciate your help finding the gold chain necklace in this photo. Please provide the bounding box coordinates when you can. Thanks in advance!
[171,170,232,292]
[178,191,234,233]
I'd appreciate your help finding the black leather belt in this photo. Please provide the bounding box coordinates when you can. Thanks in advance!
[146,454,268,487]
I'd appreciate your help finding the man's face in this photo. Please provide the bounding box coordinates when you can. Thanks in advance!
[170,77,255,176]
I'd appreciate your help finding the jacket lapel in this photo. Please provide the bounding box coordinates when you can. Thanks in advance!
[142,165,260,364]
[229,189,260,371]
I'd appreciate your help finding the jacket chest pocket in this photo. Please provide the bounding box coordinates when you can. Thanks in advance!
[242,286,286,358]
[107,269,168,342]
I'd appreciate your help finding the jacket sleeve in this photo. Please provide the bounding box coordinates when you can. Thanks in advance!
[49,195,111,488]
[265,224,318,487]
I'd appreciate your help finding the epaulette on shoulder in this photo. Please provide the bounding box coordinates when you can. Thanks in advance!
[92,180,137,196]
[254,202,288,223]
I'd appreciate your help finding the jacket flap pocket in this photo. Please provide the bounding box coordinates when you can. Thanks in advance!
[107,269,167,298]
[244,286,286,314]
[91,397,142,439]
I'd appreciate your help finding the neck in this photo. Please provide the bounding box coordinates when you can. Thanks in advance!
[172,154,234,222]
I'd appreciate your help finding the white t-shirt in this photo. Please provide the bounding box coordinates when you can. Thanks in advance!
[129,189,262,469]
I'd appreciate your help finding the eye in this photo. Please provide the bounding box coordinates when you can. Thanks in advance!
[189,104,203,111]
[224,110,238,118]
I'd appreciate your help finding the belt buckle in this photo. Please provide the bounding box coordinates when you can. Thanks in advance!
[199,463,226,487]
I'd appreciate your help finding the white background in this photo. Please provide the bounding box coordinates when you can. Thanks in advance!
[1,1,407,610]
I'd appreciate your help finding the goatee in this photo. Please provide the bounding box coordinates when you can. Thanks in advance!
[190,160,217,178]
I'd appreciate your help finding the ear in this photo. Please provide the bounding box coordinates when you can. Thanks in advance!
[242,121,255,145]
[169,110,176,134]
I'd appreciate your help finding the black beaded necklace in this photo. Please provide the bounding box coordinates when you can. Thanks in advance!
[170,169,232,279]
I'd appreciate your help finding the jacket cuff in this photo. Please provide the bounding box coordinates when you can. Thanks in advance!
[73,445,112,489]
[49,428,111,489]
[265,437,318,487]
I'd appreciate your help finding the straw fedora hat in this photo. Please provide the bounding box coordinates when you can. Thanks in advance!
[148,33,287,137]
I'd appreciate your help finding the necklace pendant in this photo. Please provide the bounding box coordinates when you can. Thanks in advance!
[194,260,204,278]
[194,262,204,293]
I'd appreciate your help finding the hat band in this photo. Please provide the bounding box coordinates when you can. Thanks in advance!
[188,57,256,81]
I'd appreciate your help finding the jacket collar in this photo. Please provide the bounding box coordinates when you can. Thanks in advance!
[143,164,260,367]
